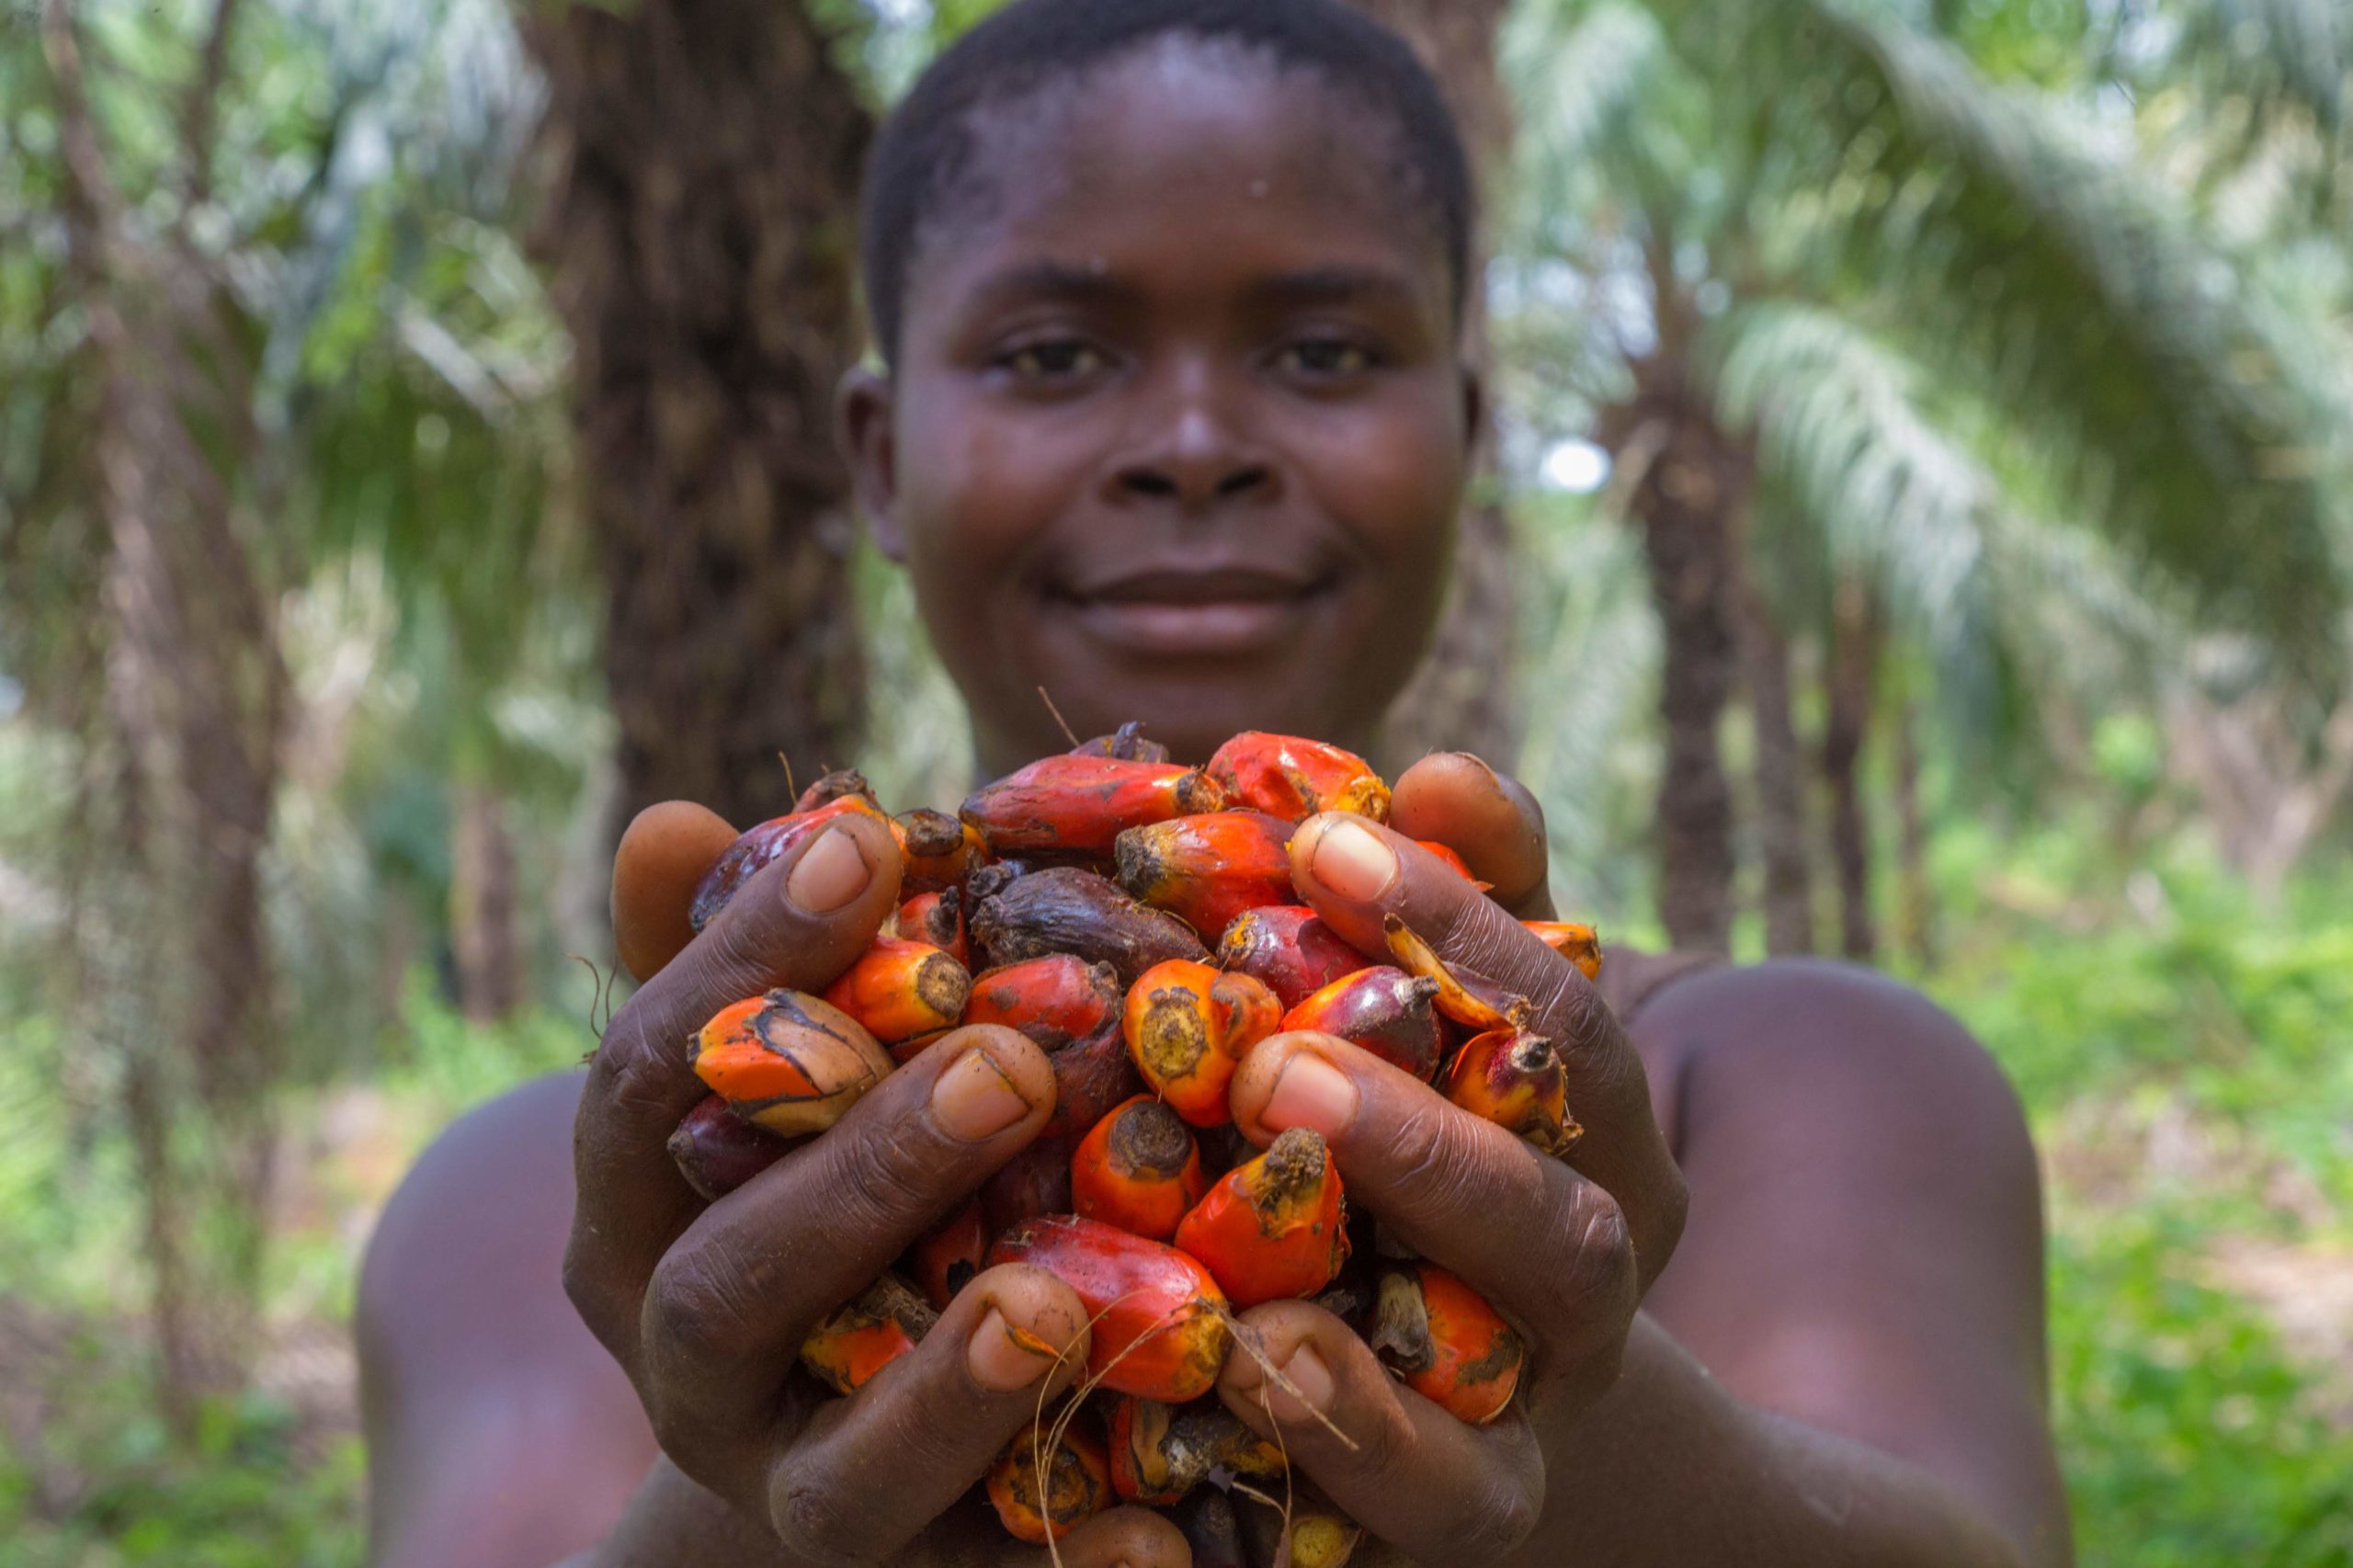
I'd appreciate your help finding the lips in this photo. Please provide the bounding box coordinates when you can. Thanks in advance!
[1054,564,1336,658]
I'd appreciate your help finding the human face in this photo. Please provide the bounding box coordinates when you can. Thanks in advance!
[841,40,1475,777]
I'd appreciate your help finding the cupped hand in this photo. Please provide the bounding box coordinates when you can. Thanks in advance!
[574,805,1191,1567]
[1209,759,1688,1565]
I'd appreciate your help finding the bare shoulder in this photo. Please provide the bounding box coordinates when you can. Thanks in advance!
[358,1070,656,1567]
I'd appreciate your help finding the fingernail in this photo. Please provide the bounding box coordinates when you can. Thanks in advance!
[966,1305,1060,1392]
[1308,817,1397,903]
[1263,1051,1358,1139]
[785,824,872,913]
[931,1040,1035,1141]
[1267,1342,1334,1422]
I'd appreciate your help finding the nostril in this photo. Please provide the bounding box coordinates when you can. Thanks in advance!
[1217,465,1270,498]
[1123,471,1179,498]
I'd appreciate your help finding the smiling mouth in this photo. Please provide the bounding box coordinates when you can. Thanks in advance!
[1052,568,1337,658]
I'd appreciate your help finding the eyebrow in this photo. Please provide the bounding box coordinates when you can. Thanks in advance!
[960,260,1426,315]
[963,261,1142,314]
[1245,265,1424,311]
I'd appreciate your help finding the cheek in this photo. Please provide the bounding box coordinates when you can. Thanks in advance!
[1305,381,1464,607]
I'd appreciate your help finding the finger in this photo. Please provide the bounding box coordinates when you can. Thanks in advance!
[611,800,742,983]
[1228,1034,1636,1383]
[1036,1506,1196,1568]
[1287,813,1685,1282]
[568,810,904,1362]
[1389,753,1552,919]
[640,1025,1057,1452]
[1218,1301,1542,1566]
[767,1263,1093,1564]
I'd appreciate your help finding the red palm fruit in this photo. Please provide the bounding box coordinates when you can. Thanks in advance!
[981,1135,1075,1233]
[969,868,1208,985]
[1212,969,1282,1057]
[1416,839,1486,887]
[1174,1128,1348,1307]
[1215,904,1364,1011]
[1523,919,1604,983]
[1071,721,1170,764]
[893,807,987,894]
[1172,1485,1247,1568]
[820,936,971,1046]
[988,1411,1112,1544]
[1370,1262,1524,1425]
[1205,732,1391,824]
[1072,1096,1207,1241]
[892,888,968,968]
[1114,811,1295,939]
[963,954,1123,1051]
[690,991,894,1137]
[1123,960,1255,1128]
[904,1199,988,1309]
[1381,914,1532,1032]
[1041,1020,1146,1142]
[1278,966,1444,1080]
[987,1216,1233,1403]
[688,794,890,932]
[799,1273,936,1395]
[1445,1027,1582,1156]
[961,755,1225,857]
[1107,1395,1286,1506]
[665,1094,788,1201]
[792,767,879,812]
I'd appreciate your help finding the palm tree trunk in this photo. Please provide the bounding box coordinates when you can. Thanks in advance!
[527,0,871,832]
[1893,689,1932,969]
[1738,562,1813,956]
[1347,0,1520,770]
[450,782,525,1022]
[1823,580,1880,962]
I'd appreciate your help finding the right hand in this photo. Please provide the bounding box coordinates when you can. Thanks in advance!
[571,803,1193,1567]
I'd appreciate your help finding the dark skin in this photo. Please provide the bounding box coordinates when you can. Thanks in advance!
[358,42,2071,1568]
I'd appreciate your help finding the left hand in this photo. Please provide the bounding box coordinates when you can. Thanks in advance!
[1211,754,1689,1565]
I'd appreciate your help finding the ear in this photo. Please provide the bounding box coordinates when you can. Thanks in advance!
[836,363,905,562]
[1457,360,1486,449]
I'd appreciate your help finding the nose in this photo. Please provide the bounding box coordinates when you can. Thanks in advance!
[1106,364,1277,512]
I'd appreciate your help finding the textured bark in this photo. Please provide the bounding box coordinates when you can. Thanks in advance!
[1823,580,1881,963]
[450,783,525,1022]
[1348,0,1520,769]
[1739,562,1814,956]
[527,0,871,833]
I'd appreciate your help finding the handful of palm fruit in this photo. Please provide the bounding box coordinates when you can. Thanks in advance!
[660,726,1601,1560]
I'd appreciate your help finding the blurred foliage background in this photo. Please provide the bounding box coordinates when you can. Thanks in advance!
[2,0,2349,1562]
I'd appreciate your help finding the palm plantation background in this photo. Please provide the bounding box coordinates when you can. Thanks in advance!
[2,0,2349,1561]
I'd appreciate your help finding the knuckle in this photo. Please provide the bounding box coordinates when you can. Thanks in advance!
[822,1113,952,1238]
[1386,1100,1492,1219]
[642,1245,765,1369]
[771,1473,877,1568]
[560,1236,625,1353]
[1459,1473,1541,1561]
[1536,1183,1636,1340]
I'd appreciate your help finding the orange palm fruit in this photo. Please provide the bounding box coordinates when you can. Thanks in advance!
[988,1411,1112,1544]
[688,794,890,932]
[969,867,1208,985]
[986,1215,1233,1403]
[791,767,880,812]
[1279,965,1444,1080]
[1523,919,1604,982]
[963,954,1124,1051]
[1370,1262,1524,1425]
[689,990,894,1137]
[1205,732,1391,824]
[665,1093,788,1201]
[892,807,987,894]
[1106,1395,1285,1506]
[1071,1095,1208,1241]
[1173,1127,1349,1307]
[819,936,971,1046]
[799,1273,936,1395]
[1416,839,1485,886]
[1114,811,1296,939]
[1381,914,1532,1032]
[961,755,1225,857]
[1215,904,1365,1011]
[1445,1027,1582,1157]
[892,888,968,969]
[904,1199,989,1309]
[1123,960,1278,1128]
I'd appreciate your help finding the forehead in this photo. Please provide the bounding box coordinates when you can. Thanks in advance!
[904,39,1453,331]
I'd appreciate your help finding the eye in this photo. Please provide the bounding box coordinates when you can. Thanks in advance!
[1277,336,1376,378]
[997,338,1108,381]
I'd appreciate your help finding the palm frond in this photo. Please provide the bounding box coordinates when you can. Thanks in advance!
[2175,0,2350,149]
[1653,0,2345,687]
[1503,0,1668,216]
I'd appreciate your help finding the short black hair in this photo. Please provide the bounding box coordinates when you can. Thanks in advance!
[858,0,1474,362]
